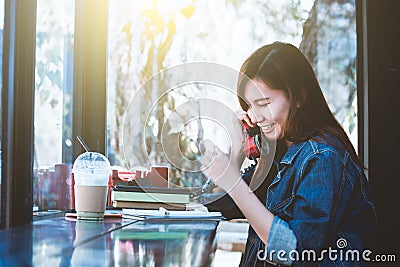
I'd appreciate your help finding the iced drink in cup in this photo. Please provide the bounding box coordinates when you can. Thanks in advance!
[72,152,111,220]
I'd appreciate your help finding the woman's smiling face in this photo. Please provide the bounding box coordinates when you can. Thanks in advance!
[244,79,290,142]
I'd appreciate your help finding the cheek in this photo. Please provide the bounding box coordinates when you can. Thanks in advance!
[277,107,290,128]
[271,102,290,126]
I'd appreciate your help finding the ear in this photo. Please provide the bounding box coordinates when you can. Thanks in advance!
[296,87,307,108]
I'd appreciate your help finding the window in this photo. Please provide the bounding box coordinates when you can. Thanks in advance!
[33,0,75,211]
[107,0,357,188]
[1,0,358,224]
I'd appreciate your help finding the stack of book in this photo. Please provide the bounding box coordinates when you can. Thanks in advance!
[110,185,190,210]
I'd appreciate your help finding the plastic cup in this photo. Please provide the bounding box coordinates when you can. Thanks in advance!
[72,152,111,220]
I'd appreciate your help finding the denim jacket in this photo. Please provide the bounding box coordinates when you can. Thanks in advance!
[209,135,377,267]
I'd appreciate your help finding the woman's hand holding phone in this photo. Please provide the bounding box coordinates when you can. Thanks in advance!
[236,109,255,128]
[200,109,251,192]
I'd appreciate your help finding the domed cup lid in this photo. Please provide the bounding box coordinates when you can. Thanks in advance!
[72,152,111,186]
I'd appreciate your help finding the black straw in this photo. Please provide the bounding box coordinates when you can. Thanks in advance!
[77,136,90,152]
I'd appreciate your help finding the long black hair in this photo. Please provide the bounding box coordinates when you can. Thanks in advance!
[237,42,362,168]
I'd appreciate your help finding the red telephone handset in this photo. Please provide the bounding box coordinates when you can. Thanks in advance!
[243,122,261,159]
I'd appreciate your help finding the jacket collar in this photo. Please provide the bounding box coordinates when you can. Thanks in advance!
[278,141,307,165]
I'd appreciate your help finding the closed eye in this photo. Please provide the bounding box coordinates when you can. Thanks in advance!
[258,102,270,107]
[254,97,271,107]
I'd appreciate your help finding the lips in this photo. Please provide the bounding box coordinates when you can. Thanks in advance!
[259,123,276,133]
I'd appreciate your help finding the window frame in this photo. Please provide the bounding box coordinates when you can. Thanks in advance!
[1,0,37,228]
[356,0,368,169]
[72,0,108,160]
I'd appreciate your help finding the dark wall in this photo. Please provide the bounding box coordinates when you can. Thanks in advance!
[365,0,400,258]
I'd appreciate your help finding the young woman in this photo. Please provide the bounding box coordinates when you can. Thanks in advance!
[202,42,377,266]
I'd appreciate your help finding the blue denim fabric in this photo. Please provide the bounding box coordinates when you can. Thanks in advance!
[266,217,297,265]
[242,135,377,267]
